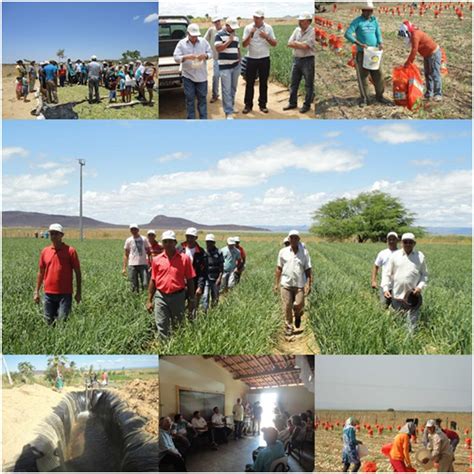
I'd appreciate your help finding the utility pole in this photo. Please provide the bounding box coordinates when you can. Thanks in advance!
[78,159,86,241]
[2,356,13,385]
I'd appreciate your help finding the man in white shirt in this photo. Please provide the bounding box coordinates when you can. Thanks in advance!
[274,230,313,336]
[204,16,223,103]
[371,231,399,308]
[242,10,277,114]
[191,411,218,449]
[233,398,245,440]
[173,24,213,119]
[284,13,316,114]
[381,232,428,332]
[122,224,151,292]
[211,406,231,444]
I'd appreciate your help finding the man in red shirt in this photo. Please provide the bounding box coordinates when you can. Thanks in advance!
[436,419,460,452]
[146,230,196,337]
[234,236,246,284]
[34,223,81,325]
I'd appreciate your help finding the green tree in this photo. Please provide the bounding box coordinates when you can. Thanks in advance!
[310,191,424,242]
[18,362,35,383]
[121,50,141,62]
[56,49,65,63]
[45,355,69,383]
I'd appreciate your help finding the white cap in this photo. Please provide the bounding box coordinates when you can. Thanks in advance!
[205,233,216,242]
[161,230,177,241]
[147,229,156,236]
[227,237,236,245]
[91,55,97,60]
[234,236,240,243]
[253,10,265,17]
[297,12,313,20]
[187,23,201,37]
[426,419,436,427]
[129,223,139,230]
[226,17,240,30]
[288,229,300,237]
[185,227,198,237]
[212,16,222,22]
[401,232,416,241]
[49,223,64,234]
[362,1,375,10]
[387,231,399,239]
[283,236,290,244]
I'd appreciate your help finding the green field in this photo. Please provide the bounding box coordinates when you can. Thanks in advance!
[2,236,471,355]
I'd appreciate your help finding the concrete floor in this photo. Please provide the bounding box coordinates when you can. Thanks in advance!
[185,434,305,472]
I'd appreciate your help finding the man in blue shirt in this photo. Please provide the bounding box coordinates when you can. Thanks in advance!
[344,1,390,107]
[246,427,286,472]
[159,417,187,471]
[43,61,58,104]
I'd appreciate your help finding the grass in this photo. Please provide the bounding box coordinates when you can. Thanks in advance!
[2,235,471,355]
[315,2,472,119]
[316,410,472,472]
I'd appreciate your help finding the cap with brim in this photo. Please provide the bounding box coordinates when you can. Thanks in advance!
[212,16,222,22]
[226,18,240,30]
[253,10,264,17]
[387,231,399,239]
[360,1,375,10]
[185,227,198,237]
[129,224,139,230]
[147,229,156,236]
[394,291,422,311]
[49,223,64,234]
[288,230,300,237]
[283,237,290,244]
[401,232,416,242]
[297,12,313,20]
[227,237,236,245]
[426,419,436,427]
[162,230,177,241]
[234,236,240,243]
[187,24,201,36]
[205,233,216,242]
[91,55,97,60]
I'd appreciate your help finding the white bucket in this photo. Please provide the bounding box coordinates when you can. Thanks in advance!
[357,444,369,458]
[363,47,383,70]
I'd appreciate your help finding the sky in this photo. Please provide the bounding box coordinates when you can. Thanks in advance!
[2,354,159,372]
[2,2,158,63]
[2,120,472,229]
[316,356,472,412]
[160,0,313,18]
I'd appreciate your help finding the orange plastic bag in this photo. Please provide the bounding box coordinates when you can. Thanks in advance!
[392,64,424,110]
[362,461,377,472]
[441,48,449,75]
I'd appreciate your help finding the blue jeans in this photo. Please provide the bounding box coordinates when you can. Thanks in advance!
[212,60,220,99]
[424,48,442,98]
[128,265,149,292]
[289,56,315,107]
[220,64,241,115]
[201,280,220,311]
[44,293,72,324]
[183,77,208,119]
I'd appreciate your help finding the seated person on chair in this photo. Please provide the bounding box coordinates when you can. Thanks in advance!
[159,417,187,472]
[191,411,218,449]
[288,415,306,454]
[245,427,286,472]
[171,414,194,455]
[211,406,232,443]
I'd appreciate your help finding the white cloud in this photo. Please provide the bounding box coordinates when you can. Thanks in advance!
[3,167,75,194]
[410,159,440,167]
[3,147,29,160]
[362,124,434,144]
[133,15,140,20]
[33,161,61,170]
[158,151,191,163]
[144,13,159,23]
[324,131,342,138]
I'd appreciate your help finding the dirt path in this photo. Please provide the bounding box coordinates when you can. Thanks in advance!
[159,61,312,120]
[2,384,75,467]
[2,76,37,119]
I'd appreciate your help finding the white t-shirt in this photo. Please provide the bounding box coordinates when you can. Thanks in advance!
[375,248,396,268]
[212,413,225,427]
[185,246,197,263]
[192,416,208,430]
[243,23,276,59]
[124,236,150,266]
[277,245,312,289]
[233,403,244,421]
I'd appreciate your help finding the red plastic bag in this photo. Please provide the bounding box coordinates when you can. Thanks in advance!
[392,64,424,110]
[381,443,393,457]
[362,461,377,472]
[441,48,448,75]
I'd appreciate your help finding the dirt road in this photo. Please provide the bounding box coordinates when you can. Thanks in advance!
[159,62,313,120]
[2,384,75,467]
[2,69,36,119]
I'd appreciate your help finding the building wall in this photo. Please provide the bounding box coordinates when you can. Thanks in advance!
[159,356,249,417]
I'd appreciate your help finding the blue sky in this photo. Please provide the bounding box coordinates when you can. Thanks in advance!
[316,356,472,412]
[2,120,471,228]
[2,354,158,372]
[2,2,158,63]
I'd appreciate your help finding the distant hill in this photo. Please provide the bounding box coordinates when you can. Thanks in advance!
[2,211,268,232]
[426,227,472,236]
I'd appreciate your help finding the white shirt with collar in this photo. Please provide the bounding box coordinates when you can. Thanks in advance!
[243,22,276,59]
[288,26,316,57]
[381,248,428,299]
[374,247,397,287]
[233,403,244,421]
[277,244,312,289]
[211,413,225,427]
[192,416,208,429]
[173,36,213,83]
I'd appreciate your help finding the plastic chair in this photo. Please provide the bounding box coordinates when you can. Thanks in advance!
[270,456,289,472]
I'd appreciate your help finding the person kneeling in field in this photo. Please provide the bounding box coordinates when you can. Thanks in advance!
[371,231,399,308]
[381,232,428,333]
[274,230,312,337]
[389,422,416,472]
[284,12,315,114]
[344,1,391,107]
[146,230,196,338]
[398,21,443,102]
[424,419,455,472]
[34,223,82,325]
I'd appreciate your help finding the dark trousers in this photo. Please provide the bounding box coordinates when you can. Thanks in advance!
[159,453,187,472]
[234,421,244,439]
[343,461,361,472]
[355,51,384,102]
[88,78,100,102]
[289,56,315,107]
[244,57,270,108]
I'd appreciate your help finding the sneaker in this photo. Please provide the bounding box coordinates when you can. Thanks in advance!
[376,96,392,105]
[242,106,252,114]
[210,96,219,103]
[283,104,297,111]
[259,106,269,113]
[358,99,368,108]
[285,326,293,337]
[433,95,443,102]
[299,105,310,114]
[226,114,234,120]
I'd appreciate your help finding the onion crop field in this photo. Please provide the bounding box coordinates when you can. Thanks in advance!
[315,410,472,472]
[2,235,471,355]
[315,2,472,119]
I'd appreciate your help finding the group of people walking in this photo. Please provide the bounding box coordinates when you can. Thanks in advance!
[173,10,315,119]
[14,57,156,106]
